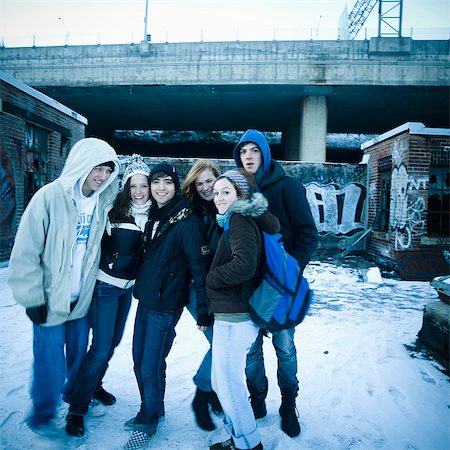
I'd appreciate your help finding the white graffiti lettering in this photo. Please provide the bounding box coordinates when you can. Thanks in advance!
[390,162,427,249]
[305,183,366,236]
[391,138,408,167]
[407,176,429,190]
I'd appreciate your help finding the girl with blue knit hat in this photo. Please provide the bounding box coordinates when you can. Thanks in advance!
[206,169,280,450]
[66,154,151,437]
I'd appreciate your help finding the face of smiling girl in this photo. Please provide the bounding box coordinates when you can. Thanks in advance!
[129,174,150,206]
[195,169,217,202]
[213,178,238,215]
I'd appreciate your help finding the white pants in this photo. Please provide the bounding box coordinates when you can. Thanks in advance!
[212,320,261,449]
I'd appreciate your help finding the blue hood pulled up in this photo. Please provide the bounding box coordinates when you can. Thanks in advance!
[233,129,271,175]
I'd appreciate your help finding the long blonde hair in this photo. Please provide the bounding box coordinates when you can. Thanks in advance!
[182,159,221,202]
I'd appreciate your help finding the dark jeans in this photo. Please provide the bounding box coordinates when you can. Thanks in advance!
[69,281,133,415]
[245,327,298,397]
[27,317,89,428]
[186,284,213,392]
[132,305,182,434]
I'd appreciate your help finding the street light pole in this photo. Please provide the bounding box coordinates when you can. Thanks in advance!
[58,17,69,46]
[143,0,150,42]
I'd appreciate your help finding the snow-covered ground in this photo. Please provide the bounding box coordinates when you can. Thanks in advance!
[0,258,448,450]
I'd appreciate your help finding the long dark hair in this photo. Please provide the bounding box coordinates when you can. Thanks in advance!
[108,178,136,223]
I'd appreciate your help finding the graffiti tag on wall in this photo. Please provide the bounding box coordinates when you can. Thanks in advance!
[389,138,428,250]
[0,146,17,238]
[305,182,366,236]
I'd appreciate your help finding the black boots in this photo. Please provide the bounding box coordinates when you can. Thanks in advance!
[192,388,215,431]
[279,388,301,437]
[93,386,116,406]
[208,390,223,414]
[247,386,267,419]
[65,414,84,437]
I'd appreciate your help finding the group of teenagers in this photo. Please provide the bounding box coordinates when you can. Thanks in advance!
[8,129,318,450]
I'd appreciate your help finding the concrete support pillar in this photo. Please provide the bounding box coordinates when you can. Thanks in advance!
[300,95,327,162]
[282,127,301,160]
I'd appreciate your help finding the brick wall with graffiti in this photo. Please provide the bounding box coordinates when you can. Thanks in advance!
[140,157,368,257]
[364,124,450,270]
[0,75,85,261]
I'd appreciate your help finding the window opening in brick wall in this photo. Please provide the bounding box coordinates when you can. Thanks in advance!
[376,156,392,232]
[60,136,70,158]
[427,165,450,237]
[24,123,49,205]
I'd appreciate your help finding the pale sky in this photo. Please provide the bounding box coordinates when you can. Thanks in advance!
[1,0,449,47]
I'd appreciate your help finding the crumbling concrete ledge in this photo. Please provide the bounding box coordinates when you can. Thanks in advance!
[418,301,450,370]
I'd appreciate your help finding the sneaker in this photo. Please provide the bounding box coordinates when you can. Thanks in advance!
[124,431,152,449]
[65,414,84,437]
[124,417,137,431]
[210,438,236,450]
[88,399,106,417]
[93,387,116,406]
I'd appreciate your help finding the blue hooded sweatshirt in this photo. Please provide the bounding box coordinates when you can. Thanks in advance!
[232,129,318,272]
[233,129,271,176]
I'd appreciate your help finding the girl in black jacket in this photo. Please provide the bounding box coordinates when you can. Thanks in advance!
[182,159,224,430]
[124,163,211,450]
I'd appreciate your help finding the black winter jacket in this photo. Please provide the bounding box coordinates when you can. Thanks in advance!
[233,129,318,272]
[133,195,210,320]
[99,216,143,281]
[258,161,318,272]
[192,195,222,255]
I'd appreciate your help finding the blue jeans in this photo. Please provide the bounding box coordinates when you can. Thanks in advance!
[69,281,133,415]
[27,316,89,427]
[245,327,298,397]
[132,305,182,434]
[186,284,213,392]
[212,320,261,450]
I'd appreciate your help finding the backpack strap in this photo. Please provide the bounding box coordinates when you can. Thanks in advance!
[222,213,233,254]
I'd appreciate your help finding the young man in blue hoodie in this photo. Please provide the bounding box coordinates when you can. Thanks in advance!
[233,129,318,438]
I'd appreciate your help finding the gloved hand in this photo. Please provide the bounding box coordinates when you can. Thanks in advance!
[26,304,48,325]
[197,314,213,328]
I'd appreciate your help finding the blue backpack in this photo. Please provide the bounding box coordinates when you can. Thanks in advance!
[224,215,313,332]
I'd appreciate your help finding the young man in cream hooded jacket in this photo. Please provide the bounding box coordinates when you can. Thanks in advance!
[8,137,119,435]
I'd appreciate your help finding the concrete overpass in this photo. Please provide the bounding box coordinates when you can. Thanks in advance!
[0,37,448,160]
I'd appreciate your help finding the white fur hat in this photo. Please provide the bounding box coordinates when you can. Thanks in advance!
[121,154,150,188]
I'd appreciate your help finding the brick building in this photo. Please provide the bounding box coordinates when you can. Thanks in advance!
[363,122,450,279]
[0,70,86,261]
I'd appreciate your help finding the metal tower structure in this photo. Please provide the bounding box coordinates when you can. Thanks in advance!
[378,0,403,37]
[348,0,403,39]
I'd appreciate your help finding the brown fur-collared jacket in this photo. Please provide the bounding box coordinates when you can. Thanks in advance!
[206,193,280,314]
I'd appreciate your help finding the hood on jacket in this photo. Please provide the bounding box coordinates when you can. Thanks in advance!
[229,192,268,218]
[233,129,271,176]
[229,193,281,235]
[59,138,120,194]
